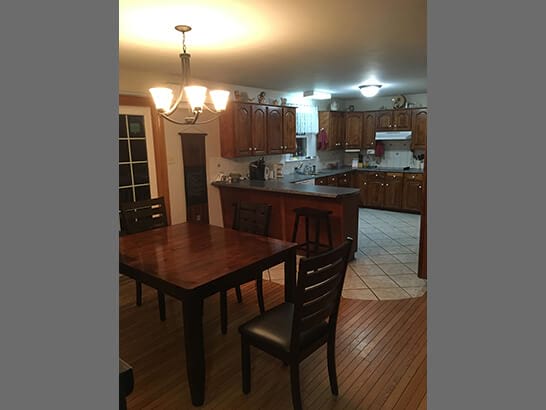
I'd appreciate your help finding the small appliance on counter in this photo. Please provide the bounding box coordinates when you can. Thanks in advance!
[249,157,266,180]
[273,163,284,178]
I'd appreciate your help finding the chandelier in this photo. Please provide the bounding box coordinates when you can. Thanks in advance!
[149,25,230,125]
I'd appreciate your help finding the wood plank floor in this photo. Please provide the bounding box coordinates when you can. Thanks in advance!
[120,276,427,409]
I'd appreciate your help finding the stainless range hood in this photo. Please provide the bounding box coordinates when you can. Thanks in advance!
[375,131,412,141]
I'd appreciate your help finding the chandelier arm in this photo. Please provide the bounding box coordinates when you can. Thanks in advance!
[202,103,221,113]
[159,111,196,126]
[162,88,186,116]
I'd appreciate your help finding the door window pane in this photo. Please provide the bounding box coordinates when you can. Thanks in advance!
[132,163,150,185]
[119,140,130,163]
[130,140,147,161]
[119,187,133,204]
[119,115,128,138]
[135,185,151,201]
[119,164,132,187]
[128,115,146,137]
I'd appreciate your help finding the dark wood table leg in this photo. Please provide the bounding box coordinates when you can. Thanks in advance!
[284,248,297,303]
[182,295,205,406]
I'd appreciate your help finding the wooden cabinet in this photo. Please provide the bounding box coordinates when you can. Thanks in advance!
[315,176,329,186]
[383,172,404,209]
[402,173,424,212]
[220,102,297,158]
[337,172,353,187]
[376,109,412,131]
[411,108,427,150]
[318,111,345,150]
[266,106,283,154]
[359,172,385,207]
[362,111,376,149]
[282,107,296,154]
[344,113,362,149]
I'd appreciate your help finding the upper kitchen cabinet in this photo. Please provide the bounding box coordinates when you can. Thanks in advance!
[282,107,296,154]
[219,102,296,158]
[318,111,345,150]
[376,109,412,131]
[266,106,283,154]
[411,108,427,150]
[344,112,362,149]
[362,111,376,149]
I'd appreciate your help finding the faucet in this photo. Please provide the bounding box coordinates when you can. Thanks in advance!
[295,163,304,174]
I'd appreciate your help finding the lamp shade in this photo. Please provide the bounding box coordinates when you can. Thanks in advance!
[184,86,207,112]
[359,85,382,98]
[210,90,230,111]
[149,87,174,112]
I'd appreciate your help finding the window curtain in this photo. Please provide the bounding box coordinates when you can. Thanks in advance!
[295,104,318,134]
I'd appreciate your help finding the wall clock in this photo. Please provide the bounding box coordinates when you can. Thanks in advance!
[392,95,407,109]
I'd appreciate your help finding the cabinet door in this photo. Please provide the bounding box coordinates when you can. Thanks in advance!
[252,105,267,156]
[345,113,362,149]
[376,111,393,130]
[384,173,404,209]
[359,174,368,206]
[362,111,376,149]
[411,109,427,150]
[266,106,283,154]
[315,176,328,186]
[234,103,253,156]
[337,172,353,187]
[403,178,423,212]
[283,107,296,153]
[327,175,339,186]
[393,110,412,130]
[367,180,384,207]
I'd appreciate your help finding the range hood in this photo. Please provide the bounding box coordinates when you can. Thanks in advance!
[375,131,412,141]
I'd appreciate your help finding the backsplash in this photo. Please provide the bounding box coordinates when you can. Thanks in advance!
[209,150,344,181]
[343,141,425,168]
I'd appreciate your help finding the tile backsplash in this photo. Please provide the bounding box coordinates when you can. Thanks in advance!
[343,141,425,168]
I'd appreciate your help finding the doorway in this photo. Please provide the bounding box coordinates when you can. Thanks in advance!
[180,133,209,224]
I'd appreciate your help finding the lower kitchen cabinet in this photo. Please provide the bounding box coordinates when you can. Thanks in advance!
[402,173,424,212]
[383,173,404,209]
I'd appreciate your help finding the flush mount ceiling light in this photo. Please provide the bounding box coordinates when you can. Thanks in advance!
[303,90,332,100]
[359,84,382,98]
[149,25,230,125]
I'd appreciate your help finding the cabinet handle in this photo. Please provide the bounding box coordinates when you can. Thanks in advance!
[381,183,384,186]
[345,142,348,145]
[248,147,252,151]
[386,183,389,186]
[254,147,257,151]
[363,182,367,185]
[419,185,422,189]
[412,175,415,179]
[375,174,378,177]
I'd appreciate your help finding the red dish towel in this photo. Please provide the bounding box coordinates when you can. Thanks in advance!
[317,128,328,150]
[375,141,385,157]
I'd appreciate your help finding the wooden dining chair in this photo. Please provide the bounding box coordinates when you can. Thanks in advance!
[239,238,353,410]
[220,201,272,334]
[119,197,168,321]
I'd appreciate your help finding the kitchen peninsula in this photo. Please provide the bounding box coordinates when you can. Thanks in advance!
[212,177,360,258]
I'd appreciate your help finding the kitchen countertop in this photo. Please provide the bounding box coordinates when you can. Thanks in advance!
[212,166,423,198]
[211,179,360,199]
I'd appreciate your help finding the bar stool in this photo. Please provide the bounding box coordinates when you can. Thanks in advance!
[291,207,334,257]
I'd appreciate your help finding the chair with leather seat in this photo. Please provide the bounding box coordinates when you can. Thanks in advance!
[239,238,353,410]
[119,197,168,321]
[219,201,272,334]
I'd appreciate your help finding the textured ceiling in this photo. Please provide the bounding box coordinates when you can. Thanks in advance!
[119,0,427,99]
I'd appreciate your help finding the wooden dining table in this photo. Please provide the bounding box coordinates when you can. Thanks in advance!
[119,222,298,406]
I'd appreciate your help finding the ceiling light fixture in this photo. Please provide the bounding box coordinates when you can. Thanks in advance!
[149,25,230,125]
[359,84,382,98]
[303,90,332,100]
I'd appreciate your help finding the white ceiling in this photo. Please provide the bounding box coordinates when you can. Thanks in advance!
[119,0,427,100]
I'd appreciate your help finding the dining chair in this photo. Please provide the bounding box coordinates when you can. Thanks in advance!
[238,238,353,410]
[220,201,272,334]
[119,197,168,321]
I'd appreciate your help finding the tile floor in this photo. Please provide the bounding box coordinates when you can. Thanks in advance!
[267,208,427,301]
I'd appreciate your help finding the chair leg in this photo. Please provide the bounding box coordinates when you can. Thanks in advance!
[135,280,142,306]
[157,291,166,321]
[314,218,321,255]
[256,274,265,314]
[242,339,251,394]
[290,363,303,410]
[291,214,299,242]
[305,216,310,258]
[327,337,339,395]
[235,286,243,303]
[326,215,334,250]
[220,290,228,334]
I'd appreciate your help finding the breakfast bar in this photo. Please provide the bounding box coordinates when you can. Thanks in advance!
[212,179,360,258]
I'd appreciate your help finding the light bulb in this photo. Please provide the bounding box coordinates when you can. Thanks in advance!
[149,87,174,112]
[210,90,230,111]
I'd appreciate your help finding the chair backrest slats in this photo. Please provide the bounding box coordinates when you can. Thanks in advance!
[291,238,353,350]
[232,201,272,236]
[119,197,168,235]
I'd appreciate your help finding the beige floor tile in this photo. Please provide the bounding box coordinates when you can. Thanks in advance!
[363,276,399,288]
[383,245,414,255]
[343,272,368,289]
[390,274,427,288]
[404,286,428,297]
[370,254,400,264]
[351,256,376,266]
[360,247,390,256]
[377,263,415,275]
[392,253,418,263]
[372,287,411,300]
[404,262,419,273]
[349,264,386,277]
[342,289,378,301]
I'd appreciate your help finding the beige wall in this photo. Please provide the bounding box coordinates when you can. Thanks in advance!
[119,67,294,227]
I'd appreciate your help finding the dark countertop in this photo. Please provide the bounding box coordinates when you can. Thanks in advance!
[286,166,424,183]
[211,179,360,199]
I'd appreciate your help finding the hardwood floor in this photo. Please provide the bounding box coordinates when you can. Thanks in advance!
[120,276,427,409]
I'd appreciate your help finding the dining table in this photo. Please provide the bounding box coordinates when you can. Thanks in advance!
[119,222,298,406]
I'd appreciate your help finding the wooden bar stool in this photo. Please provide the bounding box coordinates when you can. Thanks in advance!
[291,207,334,257]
